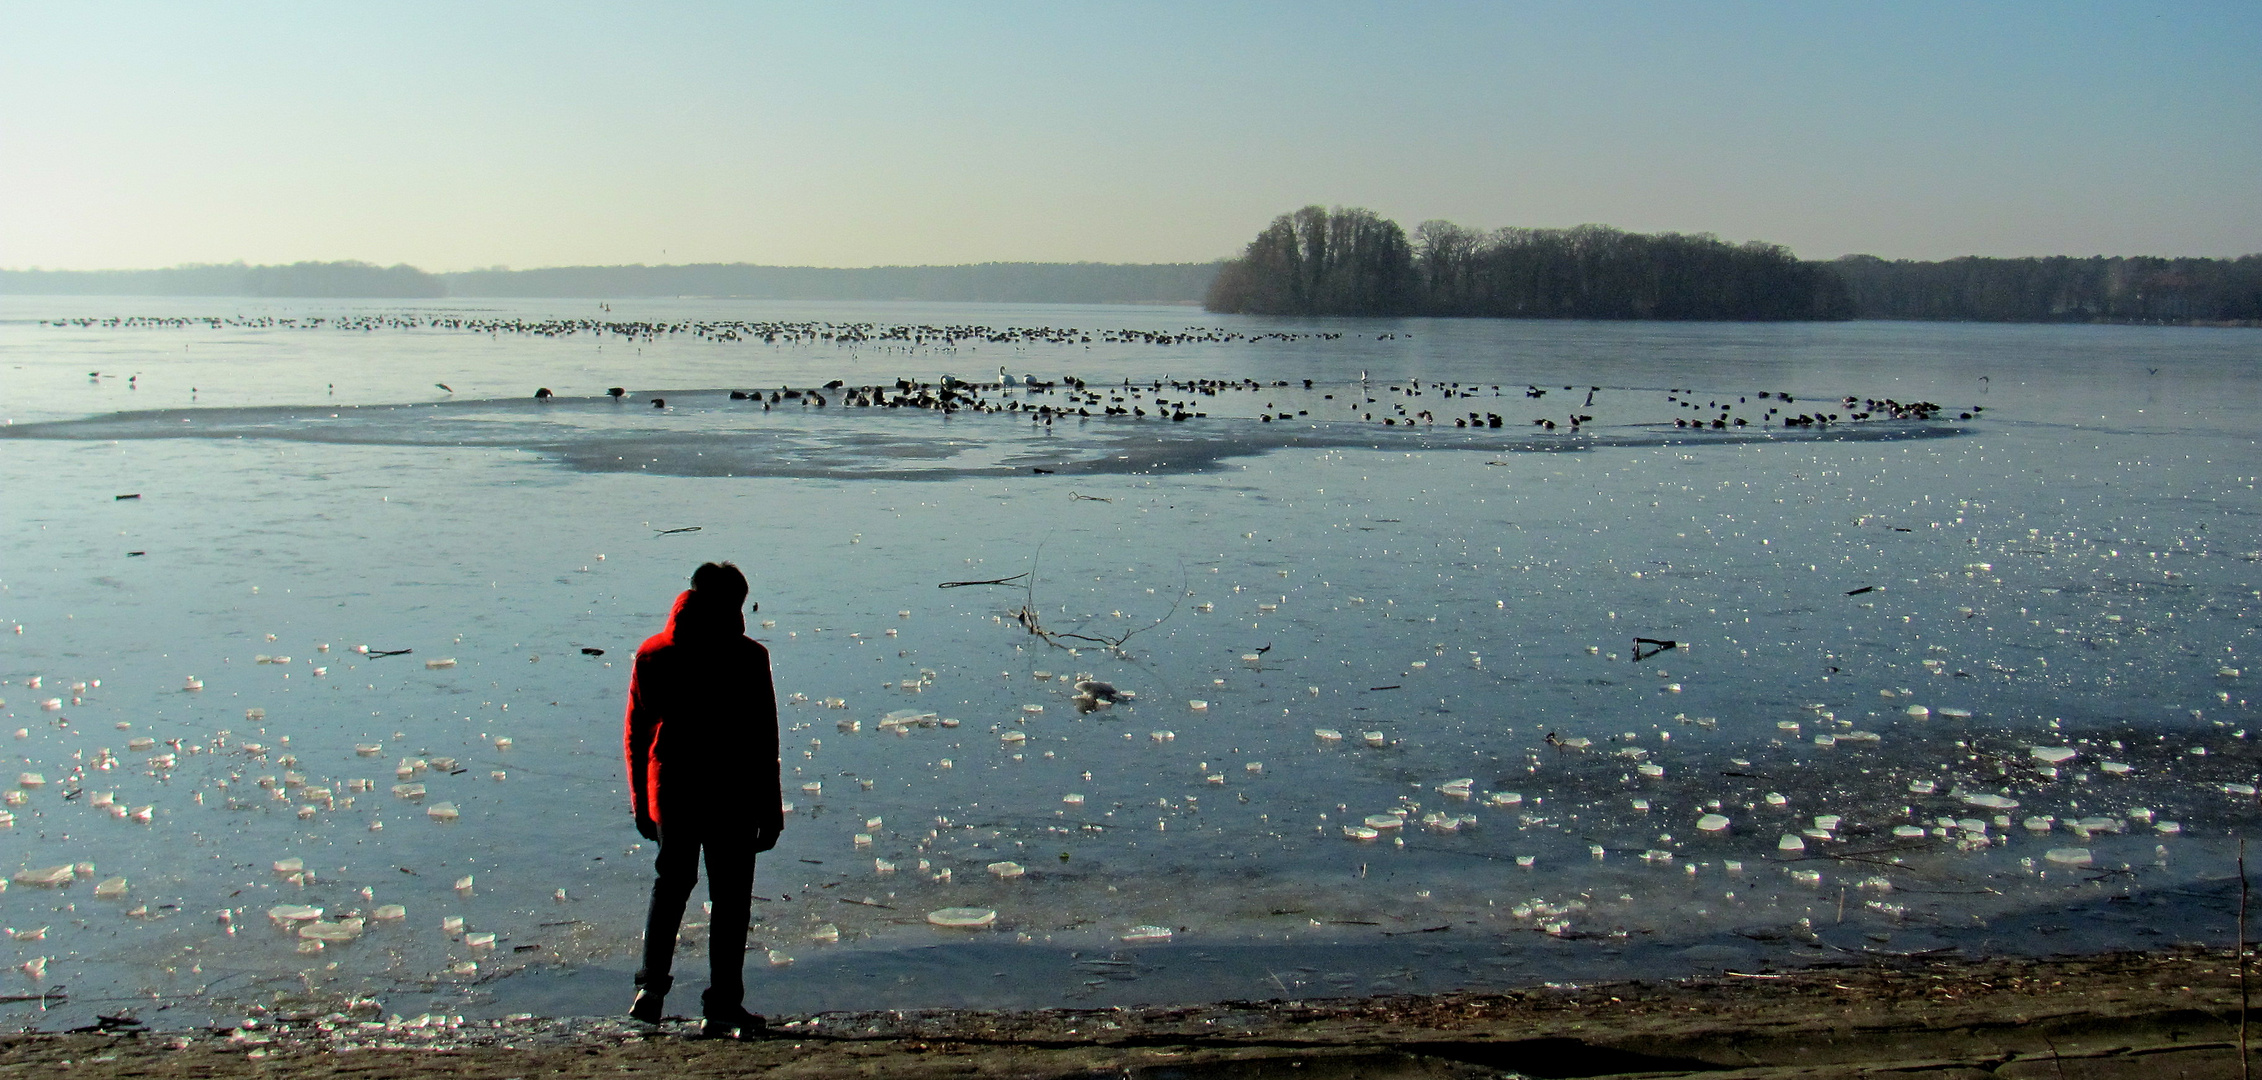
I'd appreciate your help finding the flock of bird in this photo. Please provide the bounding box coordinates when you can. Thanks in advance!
[54,313,1971,432]
[519,373,1970,433]
[47,313,1353,349]
[554,374,1329,424]
[1661,389,1968,430]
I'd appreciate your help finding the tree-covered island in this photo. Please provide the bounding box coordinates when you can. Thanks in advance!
[1205,206,2262,324]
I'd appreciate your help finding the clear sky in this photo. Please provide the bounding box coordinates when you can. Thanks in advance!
[4,1,2257,270]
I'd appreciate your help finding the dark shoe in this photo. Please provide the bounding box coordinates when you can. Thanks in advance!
[630,972,672,1024]
[700,1006,767,1040]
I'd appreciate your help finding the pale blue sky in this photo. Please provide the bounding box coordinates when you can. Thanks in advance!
[3,1,2256,269]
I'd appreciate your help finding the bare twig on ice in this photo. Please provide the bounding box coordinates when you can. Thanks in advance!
[1005,545,1184,657]
[939,573,1029,589]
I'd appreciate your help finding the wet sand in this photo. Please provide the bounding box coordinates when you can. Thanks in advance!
[3,948,2246,1078]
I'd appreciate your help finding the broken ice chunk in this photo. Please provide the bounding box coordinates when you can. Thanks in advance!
[302,919,365,943]
[927,907,995,929]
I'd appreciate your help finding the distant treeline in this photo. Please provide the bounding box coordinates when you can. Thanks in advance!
[1204,206,2262,325]
[1204,206,1848,320]
[0,261,446,298]
[0,261,1218,305]
[1828,253,2262,324]
[441,262,1218,304]
[9,242,2258,324]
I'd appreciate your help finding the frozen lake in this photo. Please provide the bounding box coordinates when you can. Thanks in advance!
[0,296,2256,1027]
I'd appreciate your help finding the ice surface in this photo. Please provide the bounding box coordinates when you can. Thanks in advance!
[0,298,2256,1022]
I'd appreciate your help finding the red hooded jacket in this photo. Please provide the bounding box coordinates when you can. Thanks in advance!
[623,590,782,833]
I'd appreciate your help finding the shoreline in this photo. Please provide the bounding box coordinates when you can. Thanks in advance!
[3,949,2246,1078]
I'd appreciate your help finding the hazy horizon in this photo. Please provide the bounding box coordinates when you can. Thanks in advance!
[15,244,2262,277]
[5,2,2258,271]
[3,257,1228,274]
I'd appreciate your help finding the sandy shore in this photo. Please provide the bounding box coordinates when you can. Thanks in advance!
[1,948,2250,1078]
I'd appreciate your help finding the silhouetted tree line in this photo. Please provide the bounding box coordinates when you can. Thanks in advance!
[1205,206,1850,320]
[439,262,1219,303]
[248,261,444,297]
[0,261,443,298]
[1828,254,2262,324]
[1205,206,2262,325]
[0,261,1217,304]
[11,243,2258,324]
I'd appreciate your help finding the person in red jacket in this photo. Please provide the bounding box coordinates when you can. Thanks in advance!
[623,561,783,1038]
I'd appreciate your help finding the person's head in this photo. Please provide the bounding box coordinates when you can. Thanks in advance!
[689,561,748,610]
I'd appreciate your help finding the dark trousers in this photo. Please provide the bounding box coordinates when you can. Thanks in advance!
[635,814,758,1013]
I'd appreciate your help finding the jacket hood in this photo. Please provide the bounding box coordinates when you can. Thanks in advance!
[665,589,746,642]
